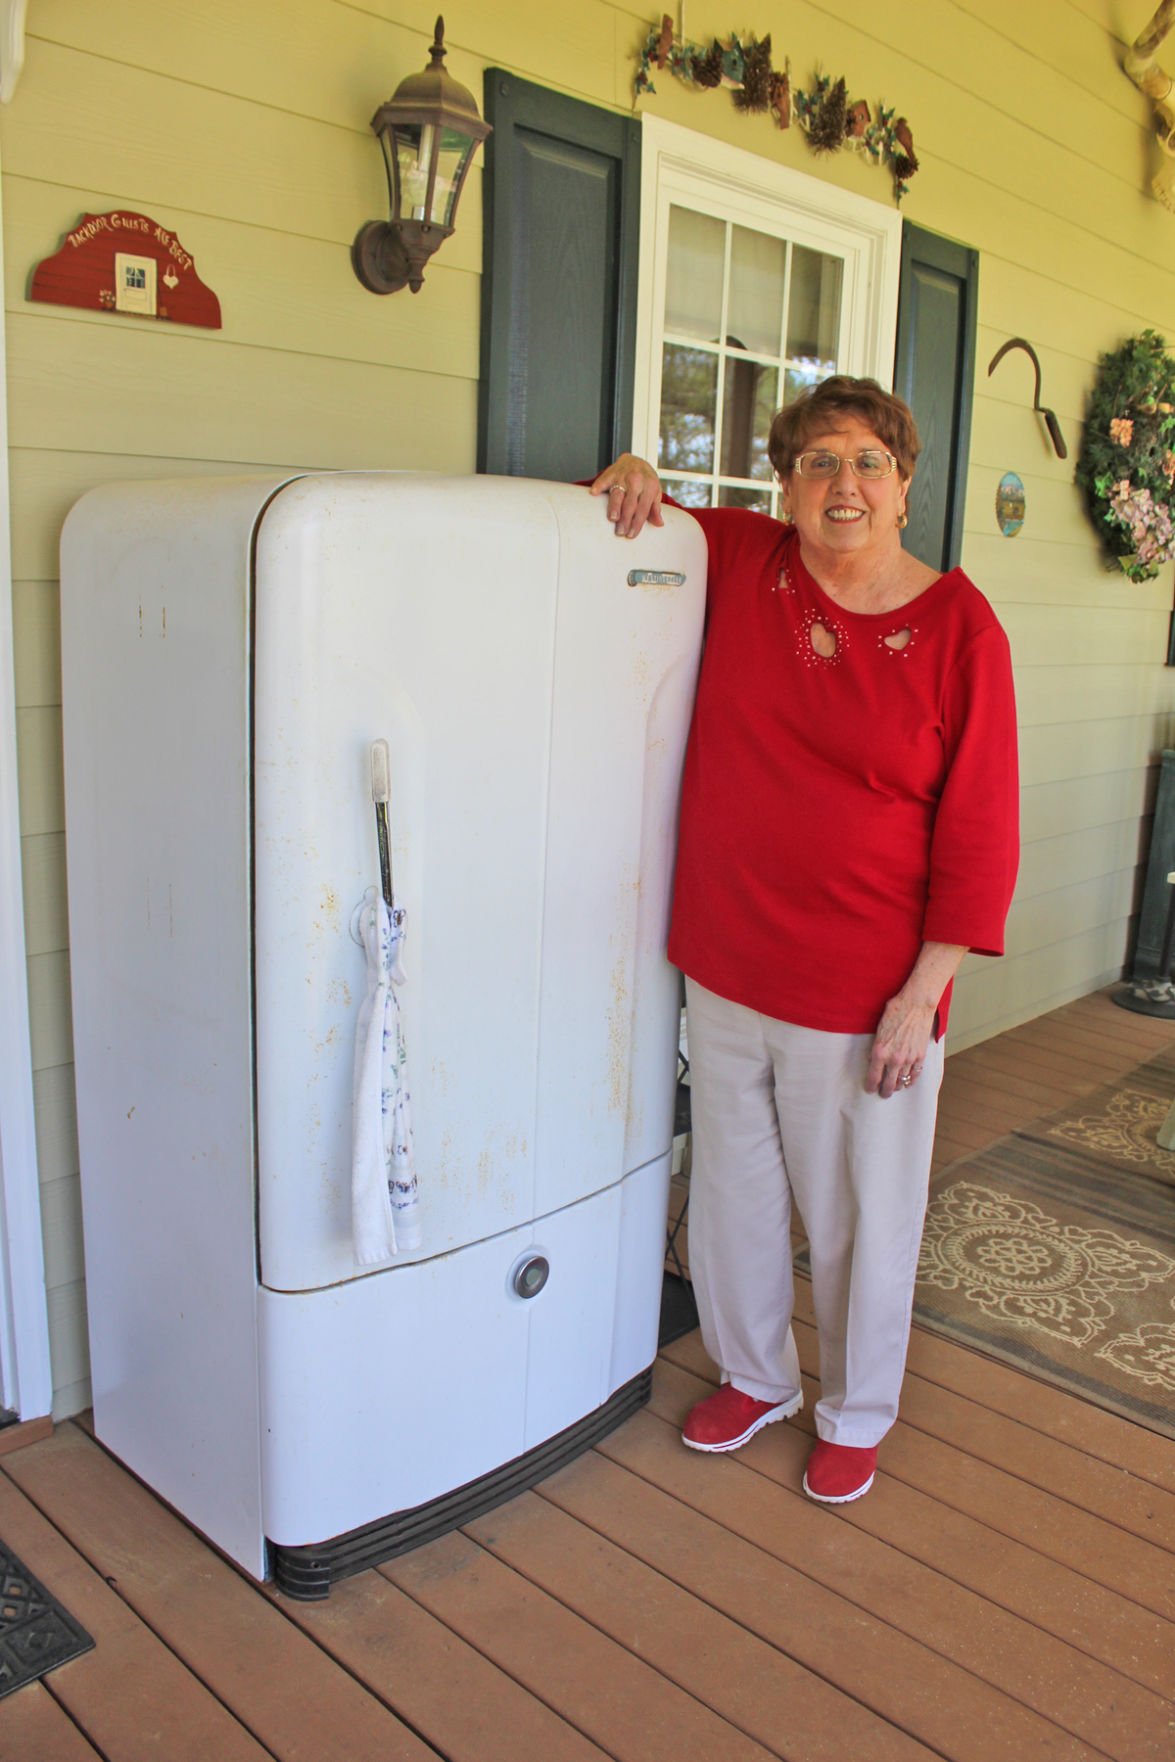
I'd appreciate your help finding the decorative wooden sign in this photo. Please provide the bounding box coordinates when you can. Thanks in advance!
[30,212,221,329]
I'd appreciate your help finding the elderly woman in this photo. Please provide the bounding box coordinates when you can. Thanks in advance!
[592,376,1018,1502]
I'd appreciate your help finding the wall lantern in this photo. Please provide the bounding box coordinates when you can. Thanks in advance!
[352,15,490,296]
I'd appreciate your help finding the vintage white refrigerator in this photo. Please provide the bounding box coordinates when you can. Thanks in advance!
[60,472,705,1597]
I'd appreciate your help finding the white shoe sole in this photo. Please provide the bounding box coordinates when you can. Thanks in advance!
[682,1391,803,1453]
[801,1469,875,1503]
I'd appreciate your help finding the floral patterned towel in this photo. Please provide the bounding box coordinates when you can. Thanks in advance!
[351,887,422,1263]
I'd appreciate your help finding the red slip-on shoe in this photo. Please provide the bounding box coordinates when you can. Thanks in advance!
[682,1383,802,1453]
[802,1440,877,1503]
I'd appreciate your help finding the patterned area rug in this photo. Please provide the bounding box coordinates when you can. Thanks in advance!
[0,1541,94,1697]
[915,1058,1175,1438]
[1016,1043,1175,1187]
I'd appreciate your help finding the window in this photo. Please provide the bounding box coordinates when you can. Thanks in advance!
[634,119,903,518]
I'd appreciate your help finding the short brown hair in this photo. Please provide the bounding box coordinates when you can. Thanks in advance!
[768,375,921,480]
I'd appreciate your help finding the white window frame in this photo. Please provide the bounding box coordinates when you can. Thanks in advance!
[632,117,903,477]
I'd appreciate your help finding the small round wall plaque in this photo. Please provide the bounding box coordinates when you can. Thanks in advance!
[996,471,1025,537]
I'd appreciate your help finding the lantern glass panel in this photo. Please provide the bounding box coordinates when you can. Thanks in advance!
[431,127,475,225]
[394,123,438,221]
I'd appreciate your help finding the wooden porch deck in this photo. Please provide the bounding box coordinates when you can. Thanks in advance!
[3,990,1174,1762]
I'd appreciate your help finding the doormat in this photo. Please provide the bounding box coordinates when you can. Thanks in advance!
[0,1542,94,1697]
[910,1122,1175,1440]
[1015,1043,1175,1188]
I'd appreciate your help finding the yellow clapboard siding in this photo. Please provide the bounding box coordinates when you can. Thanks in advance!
[45,1279,89,1399]
[1019,713,1168,788]
[998,602,1170,670]
[0,35,485,275]
[9,450,290,581]
[15,705,63,837]
[32,0,636,116]
[26,948,73,1072]
[951,918,1131,1045]
[906,151,1175,326]
[38,1173,84,1291]
[967,395,1094,487]
[1019,767,1155,844]
[1013,660,1172,726]
[32,1062,80,1186]
[341,0,632,108]
[6,312,479,470]
[960,480,1141,584]
[947,960,1128,1053]
[950,0,1142,123]
[32,0,467,132]
[977,250,1164,372]
[956,529,1162,607]
[1003,865,1141,961]
[3,176,482,380]
[1015,818,1146,902]
[11,577,60,707]
[21,830,68,957]
[674,1,1159,269]
[975,327,1096,428]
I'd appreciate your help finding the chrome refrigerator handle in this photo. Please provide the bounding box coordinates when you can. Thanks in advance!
[370,739,394,909]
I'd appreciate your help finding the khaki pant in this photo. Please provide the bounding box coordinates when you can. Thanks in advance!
[685,978,945,1447]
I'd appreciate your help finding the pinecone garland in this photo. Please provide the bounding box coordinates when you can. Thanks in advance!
[734,34,774,110]
[695,42,724,88]
[808,76,848,151]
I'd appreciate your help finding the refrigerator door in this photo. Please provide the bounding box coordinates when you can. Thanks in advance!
[253,475,704,1293]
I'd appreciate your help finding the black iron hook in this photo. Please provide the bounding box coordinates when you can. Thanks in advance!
[987,337,1068,459]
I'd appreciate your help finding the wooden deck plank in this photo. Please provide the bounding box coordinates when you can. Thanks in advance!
[279,1567,613,1762]
[664,1327,1174,1615]
[0,1472,271,1762]
[0,1686,104,1762]
[383,1530,784,1762]
[464,1483,937,1762]
[899,1323,1174,1489]
[653,1347,1174,1698]
[840,1358,1173,1549]
[623,1385,1171,1762]
[782,1306,1175,1552]
[1,1424,437,1762]
[951,1037,1119,1089]
[0,982,1169,1762]
[996,1022,1157,1081]
[597,1406,1118,1762]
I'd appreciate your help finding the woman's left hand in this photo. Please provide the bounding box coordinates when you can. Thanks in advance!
[866,994,936,1099]
[867,941,966,1099]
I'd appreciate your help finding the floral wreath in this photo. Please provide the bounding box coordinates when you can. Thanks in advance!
[1075,330,1175,582]
[634,17,918,203]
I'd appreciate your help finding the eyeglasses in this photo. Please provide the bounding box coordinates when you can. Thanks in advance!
[792,449,898,480]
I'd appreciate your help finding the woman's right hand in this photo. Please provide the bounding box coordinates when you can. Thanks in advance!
[590,453,664,539]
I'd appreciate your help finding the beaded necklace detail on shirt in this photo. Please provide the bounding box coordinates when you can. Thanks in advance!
[775,549,918,665]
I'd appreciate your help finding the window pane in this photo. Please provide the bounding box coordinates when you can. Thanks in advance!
[665,207,725,341]
[786,245,842,382]
[720,357,778,481]
[785,363,828,404]
[659,344,717,473]
[729,227,786,357]
[663,477,712,508]
[718,485,773,512]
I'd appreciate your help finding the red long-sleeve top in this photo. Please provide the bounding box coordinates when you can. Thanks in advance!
[668,510,1019,1036]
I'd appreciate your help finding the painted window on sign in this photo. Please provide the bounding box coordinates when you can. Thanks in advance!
[659,207,843,516]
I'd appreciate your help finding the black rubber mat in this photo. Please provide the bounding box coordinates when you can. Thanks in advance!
[0,1542,94,1697]
[659,1270,698,1346]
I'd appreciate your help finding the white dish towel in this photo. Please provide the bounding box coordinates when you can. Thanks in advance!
[351,886,422,1263]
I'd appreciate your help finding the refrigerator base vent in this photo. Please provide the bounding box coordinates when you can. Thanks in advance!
[268,1365,653,1599]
